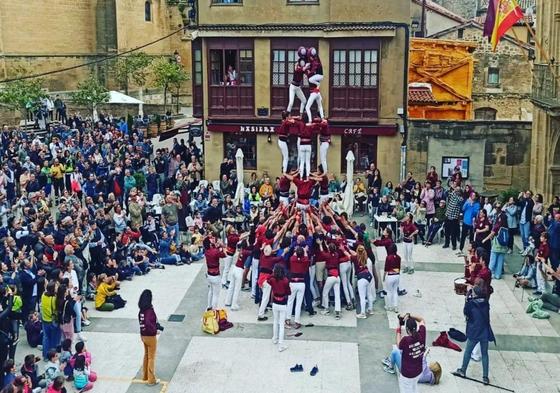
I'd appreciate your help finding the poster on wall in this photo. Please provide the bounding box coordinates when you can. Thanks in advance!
[441,157,469,179]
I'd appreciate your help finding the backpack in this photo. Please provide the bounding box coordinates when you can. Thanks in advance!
[497,227,509,247]
[202,310,219,335]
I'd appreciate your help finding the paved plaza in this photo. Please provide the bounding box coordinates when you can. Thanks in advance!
[13,233,560,393]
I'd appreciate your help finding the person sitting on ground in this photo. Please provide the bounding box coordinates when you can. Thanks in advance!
[44,350,65,388]
[382,347,442,385]
[514,255,537,289]
[95,274,126,311]
[20,354,46,391]
[46,375,66,393]
[24,312,42,349]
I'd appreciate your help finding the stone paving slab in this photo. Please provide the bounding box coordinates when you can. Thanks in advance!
[89,262,203,320]
[408,347,560,393]
[384,271,558,337]
[217,288,358,328]
[167,336,361,393]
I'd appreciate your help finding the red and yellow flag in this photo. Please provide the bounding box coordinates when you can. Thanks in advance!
[484,0,524,51]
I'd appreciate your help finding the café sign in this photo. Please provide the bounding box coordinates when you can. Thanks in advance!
[239,125,276,133]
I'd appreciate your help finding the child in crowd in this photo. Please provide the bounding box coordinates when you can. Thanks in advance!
[44,350,66,387]
[72,354,97,392]
[85,272,97,301]
[178,243,192,265]
[189,237,204,261]
[24,312,42,348]
[20,354,46,391]
[2,359,16,388]
[60,339,74,380]
[9,285,23,340]
[46,376,66,393]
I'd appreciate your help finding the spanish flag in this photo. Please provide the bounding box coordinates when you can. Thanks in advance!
[483,0,524,51]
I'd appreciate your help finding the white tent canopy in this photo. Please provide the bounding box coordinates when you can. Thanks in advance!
[108,91,144,105]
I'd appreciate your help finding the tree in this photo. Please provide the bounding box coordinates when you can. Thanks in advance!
[71,74,109,120]
[151,57,189,114]
[113,52,152,94]
[0,71,46,120]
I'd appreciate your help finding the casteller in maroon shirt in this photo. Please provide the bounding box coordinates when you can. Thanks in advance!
[205,247,226,276]
[293,175,316,205]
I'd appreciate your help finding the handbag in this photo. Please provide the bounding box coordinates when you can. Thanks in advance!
[202,310,219,335]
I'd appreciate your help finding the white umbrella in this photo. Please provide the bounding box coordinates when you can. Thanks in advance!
[234,148,245,206]
[342,150,355,216]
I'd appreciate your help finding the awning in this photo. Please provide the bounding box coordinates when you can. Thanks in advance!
[108,91,144,105]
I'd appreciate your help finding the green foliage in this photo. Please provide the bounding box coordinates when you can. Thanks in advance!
[133,171,146,191]
[71,74,109,117]
[498,188,520,204]
[112,52,152,93]
[151,57,189,113]
[0,68,46,117]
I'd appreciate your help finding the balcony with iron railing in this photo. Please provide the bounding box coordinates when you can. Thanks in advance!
[532,63,560,114]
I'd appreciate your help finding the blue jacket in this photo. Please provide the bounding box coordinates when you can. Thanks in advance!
[462,200,480,226]
[548,220,560,249]
[464,297,495,343]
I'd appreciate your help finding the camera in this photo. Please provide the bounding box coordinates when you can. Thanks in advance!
[398,314,405,327]
[156,322,164,332]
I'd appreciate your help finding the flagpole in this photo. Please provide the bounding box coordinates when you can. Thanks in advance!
[521,18,557,78]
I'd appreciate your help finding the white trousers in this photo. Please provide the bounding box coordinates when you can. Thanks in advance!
[319,141,329,173]
[221,254,234,285]
[287,84,306,114]
[357,278,374,314]
[251,258,259,297]
[309,265,318,299]
[279,196,290,205]
[403,242,414,269]
[305,92,324,123]
[339,261,355,305]
[298,144,312,178]
[398,374,420,393]
[258,280,272,318]
[226,266,244,309]
[322,276,341,312]
[272,303,287,346]
[536,263,547,292]
[277,140,289,173]
[385,274,400,309]
[207,274,221,310]
[286,282,305,323]
[309,74,324,86]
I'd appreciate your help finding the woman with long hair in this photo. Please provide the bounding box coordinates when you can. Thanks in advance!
[138,289,160,386]
[396,313,426,392]
[56,284,74,342]
[353,245,375,318]
[384,243,401,313]
[267,264,291,352]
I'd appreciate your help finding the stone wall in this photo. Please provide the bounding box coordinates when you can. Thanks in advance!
[0,0,191,100]
[407,119,532,192]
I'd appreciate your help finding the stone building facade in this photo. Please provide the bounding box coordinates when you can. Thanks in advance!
[191,0,409,183]
[429,21,533,121]
[530,0,560,201]
[407,119,532,191]
[0,0,190,93]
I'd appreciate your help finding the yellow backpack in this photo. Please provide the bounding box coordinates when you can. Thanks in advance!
[202,310,219,335]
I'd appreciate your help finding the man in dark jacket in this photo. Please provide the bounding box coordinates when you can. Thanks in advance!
[517,190,535,250]
[453,283,495,385]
